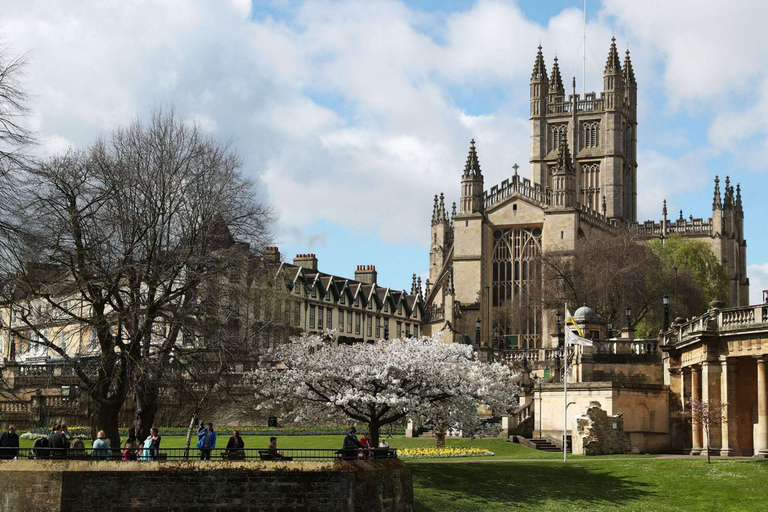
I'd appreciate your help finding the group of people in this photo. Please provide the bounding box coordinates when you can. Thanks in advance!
[196,422,249,460]
[121,427,162,461]
[342,427,389,459]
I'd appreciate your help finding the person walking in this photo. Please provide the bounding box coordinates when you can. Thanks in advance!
[195,421,206,459]
[92,431,111,460]
[198,423,216,460]
[0,425,19,459]
[225,430,245,460]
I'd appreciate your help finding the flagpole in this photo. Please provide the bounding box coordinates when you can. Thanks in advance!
[563,302,568,463]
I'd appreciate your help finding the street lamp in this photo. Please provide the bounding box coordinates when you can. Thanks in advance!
[625,304,632,329]
[475,318,481,347]
[555,311,564,349]
[606,321,613,339]
[671,266,678,317]
[663,294,670,330]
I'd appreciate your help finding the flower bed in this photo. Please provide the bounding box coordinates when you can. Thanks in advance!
[398,447,494,459]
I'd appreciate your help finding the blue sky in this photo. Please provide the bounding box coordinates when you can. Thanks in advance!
[5,0,768,301]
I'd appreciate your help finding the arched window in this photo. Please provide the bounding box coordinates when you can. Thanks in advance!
[582,121,600,148]
[491,228,542,348]
[580,163,601,211]
[549,124,567,153]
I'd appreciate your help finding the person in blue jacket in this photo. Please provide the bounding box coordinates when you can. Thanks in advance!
[197,422,217,460]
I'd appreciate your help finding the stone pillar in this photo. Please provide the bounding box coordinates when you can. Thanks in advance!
[720,357,741,456]
[668,367,686,453]
[701,361,722,452]
[755,357,768,458]
[690,365,703,455]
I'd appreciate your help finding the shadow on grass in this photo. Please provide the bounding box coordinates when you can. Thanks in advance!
[412,462,655,511]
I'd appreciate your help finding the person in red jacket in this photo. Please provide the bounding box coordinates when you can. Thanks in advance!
[359,432,373,459]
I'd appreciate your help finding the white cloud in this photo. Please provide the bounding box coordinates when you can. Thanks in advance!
[2,0,767,275]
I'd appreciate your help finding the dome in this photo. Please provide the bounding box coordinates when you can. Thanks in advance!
[573,305,596,318]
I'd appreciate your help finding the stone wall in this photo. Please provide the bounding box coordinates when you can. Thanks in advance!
[0,459,413,512]
[572,401,631,456]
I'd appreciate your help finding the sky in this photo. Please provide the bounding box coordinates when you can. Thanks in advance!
[3,0,768,302]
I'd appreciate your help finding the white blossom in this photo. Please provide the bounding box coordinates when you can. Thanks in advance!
[249,333,520,442]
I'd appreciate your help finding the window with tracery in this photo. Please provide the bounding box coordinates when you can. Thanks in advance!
[548,123,567,153]
[582,121,599,148]
[580,162,601,211]
[491,228,542,348]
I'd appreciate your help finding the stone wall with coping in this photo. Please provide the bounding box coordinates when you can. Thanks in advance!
[0,459,413,512]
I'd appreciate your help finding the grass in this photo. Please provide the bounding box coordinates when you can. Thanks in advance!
[411,459,768,511]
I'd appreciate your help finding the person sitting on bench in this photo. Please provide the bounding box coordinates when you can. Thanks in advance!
[266,437,292,460]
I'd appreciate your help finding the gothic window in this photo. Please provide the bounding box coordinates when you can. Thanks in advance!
[580,162,601,211]
[491,228,542,348]
[318,307,324,329]
[581,121,599,149]
[548,123,567,153]
[339,310,344,332]
[309,306,315,328]
[327,308,333,329]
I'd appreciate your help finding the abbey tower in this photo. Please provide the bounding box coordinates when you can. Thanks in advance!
[423,39,748,350]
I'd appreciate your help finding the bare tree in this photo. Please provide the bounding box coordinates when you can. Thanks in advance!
[3,110,272,446]
[682,398,728,464]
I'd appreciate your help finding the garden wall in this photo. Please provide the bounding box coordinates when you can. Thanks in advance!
[0,459,413,511]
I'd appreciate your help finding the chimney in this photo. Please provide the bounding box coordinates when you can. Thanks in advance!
[355,265,377,285]
[293,253,318,270]
[265,246,281,264]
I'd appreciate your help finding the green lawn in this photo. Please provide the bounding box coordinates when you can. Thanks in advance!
[412,459,768,511]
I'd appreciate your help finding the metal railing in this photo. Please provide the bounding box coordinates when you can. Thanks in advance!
[0,446,398,462]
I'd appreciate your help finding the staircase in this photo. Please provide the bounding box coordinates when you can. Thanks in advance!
[529,437,571,453]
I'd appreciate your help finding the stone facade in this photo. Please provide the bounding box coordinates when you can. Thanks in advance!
[0,459,414,512]
[423,38,749,351]
[275,249,424,344]
[572,401,632,456]
[661,301,768,457]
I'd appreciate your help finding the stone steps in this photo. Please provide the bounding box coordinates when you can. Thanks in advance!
[530,438,571,453]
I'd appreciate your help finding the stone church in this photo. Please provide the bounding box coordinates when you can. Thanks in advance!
[423,38,749,348]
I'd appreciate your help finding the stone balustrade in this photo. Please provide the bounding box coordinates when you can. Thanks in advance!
[661,303,768,347]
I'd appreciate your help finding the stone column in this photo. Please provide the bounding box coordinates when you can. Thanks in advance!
[755,357,768,458]
[690,365,703,455]
[720,357,741,456]
[701,361,722,452]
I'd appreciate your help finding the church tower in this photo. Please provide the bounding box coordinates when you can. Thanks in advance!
[529,39,638,222]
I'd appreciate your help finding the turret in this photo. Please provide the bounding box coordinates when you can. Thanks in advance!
[429,192,450,285]
[530,45,549,187]
[623,49,637,110]
[603,37,624,111]
[460,139,484,214]
[530,45,548,117]
[551,137,576,208]
[548,56,565,102]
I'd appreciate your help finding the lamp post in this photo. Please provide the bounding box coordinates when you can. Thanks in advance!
[607,321,613,339]
[625,304,632,330]
[534,375,543,439]
[671,266,678,317]
[663,294,670,330]
[556,311,563,348]
[484,285,490,348]
[475,317,481,348]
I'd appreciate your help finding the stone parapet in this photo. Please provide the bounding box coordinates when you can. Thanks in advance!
[0,459,413,512]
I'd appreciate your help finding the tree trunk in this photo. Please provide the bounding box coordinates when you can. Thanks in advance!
[133,373,160,442]
[184,414,198,460]
[706,429,711,464]
[92,399,122,452]
[368,419,380,449]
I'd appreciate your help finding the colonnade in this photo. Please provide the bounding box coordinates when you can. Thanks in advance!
[679,356,768,457]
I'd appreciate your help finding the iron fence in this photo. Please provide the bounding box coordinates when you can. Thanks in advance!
[0,446,397,462]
